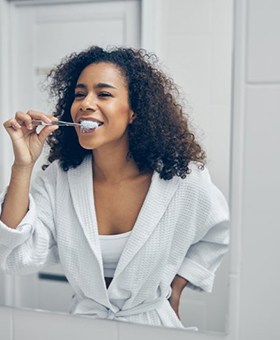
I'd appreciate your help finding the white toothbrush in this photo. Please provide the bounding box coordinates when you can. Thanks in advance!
[32,119,99,130]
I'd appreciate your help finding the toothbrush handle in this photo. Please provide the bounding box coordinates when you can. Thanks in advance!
[32,119,80,127]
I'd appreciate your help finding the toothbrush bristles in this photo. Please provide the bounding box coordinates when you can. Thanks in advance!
[80,120,99,130]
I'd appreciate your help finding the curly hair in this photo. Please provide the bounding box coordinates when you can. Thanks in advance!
[44,46,206,180]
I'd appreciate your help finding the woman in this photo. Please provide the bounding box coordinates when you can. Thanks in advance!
[0,46,229,328]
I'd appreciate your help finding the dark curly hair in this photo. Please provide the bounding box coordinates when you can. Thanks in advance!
[44,46,206,180]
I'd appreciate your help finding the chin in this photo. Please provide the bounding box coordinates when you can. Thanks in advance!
[80,144,96,150]
[77,137,96,150]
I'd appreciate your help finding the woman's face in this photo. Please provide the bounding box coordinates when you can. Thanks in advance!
[70,62,134,151]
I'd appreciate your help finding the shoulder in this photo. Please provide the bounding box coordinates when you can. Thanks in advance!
[30,160,63,194]
[35,155,91,181]
[35,160,63,182]
[154,162,212,195]
[168,163,230,234]
[177,162,228,214]
[178,162,212,193]
[33,155,92,188]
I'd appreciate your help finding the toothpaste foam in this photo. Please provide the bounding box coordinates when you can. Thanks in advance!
[80,120,99,130]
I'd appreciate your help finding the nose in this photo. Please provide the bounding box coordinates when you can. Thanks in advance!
[79,93,97,112]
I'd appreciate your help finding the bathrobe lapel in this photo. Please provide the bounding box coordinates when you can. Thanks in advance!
[111,172,180,284]
[67,157,101,260]
[67,156,110,306]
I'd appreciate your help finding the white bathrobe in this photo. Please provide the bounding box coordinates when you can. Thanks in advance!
[0,156,229,328]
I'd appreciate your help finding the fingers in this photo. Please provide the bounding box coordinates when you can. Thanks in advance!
[2,111,59,167]
[3,111,59,142]
[3,110,57,132]
[3,112,25,131]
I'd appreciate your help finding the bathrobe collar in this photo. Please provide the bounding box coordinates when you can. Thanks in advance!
[67,155,180,292]
[113,171,180,283]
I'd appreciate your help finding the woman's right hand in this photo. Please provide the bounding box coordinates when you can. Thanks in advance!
[3,110,59,168]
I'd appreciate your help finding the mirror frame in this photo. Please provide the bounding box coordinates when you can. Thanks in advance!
[0,0,244,339]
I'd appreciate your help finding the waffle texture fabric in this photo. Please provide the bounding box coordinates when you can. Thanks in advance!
[0,156,229,328]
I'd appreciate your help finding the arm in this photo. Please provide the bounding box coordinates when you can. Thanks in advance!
[169,166,229,317]
[1,164,33,228]
[0,111,58,228]
[0,158,60,274]
[169,221,228,318]
[179,166,230,292]
[178,220,229,293]
[169,275,188,319]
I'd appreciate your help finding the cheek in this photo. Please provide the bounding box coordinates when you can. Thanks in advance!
[115,102,132,118]
[104,103,129,122]
[70,103,76,119]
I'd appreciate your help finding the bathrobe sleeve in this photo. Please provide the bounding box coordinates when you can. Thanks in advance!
[177,166,230,293]
[0,164,59,274]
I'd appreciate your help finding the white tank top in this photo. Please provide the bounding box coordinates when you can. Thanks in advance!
[99,231,131,277]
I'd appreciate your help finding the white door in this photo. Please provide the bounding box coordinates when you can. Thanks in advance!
[8,0,141,312]
[11,0,141,113]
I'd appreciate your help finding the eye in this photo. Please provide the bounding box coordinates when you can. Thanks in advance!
[98,92,112,98]
[74,92,86,99]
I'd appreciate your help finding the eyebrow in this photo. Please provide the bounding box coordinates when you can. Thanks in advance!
[75,82,116,90]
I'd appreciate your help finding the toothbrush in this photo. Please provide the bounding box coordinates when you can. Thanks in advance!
[32,119,99,130]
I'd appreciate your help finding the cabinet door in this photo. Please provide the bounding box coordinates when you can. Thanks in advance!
[9,0,140,312]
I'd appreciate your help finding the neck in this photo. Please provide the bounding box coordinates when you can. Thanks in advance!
[92,147,139,184]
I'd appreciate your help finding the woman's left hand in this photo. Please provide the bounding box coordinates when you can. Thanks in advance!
[169,275,188,319]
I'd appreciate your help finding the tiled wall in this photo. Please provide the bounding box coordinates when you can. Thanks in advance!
[235,0,280,338]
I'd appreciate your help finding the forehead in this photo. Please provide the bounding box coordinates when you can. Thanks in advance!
[77,62,127,87]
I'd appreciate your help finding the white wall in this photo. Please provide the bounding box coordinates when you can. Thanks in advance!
[0,0,11,193]
[156,0,233,198]
[233,0,280,338]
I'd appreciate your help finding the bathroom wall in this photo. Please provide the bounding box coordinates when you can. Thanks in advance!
[156,0,233,198]
[233,0,280,338]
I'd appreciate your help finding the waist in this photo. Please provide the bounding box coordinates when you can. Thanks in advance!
[73,296,166,320]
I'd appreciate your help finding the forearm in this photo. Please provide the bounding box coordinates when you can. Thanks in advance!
[0,164,34,229]
[171,274,188,296]
[169,275,188,318]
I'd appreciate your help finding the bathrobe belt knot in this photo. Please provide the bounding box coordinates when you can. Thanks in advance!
[73,297,166,321]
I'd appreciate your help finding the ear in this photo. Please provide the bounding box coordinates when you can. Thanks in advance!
[129,111,136,124]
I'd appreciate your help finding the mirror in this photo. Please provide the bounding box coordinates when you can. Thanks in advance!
[0,0,232,334]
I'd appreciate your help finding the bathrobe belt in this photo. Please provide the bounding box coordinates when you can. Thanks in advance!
[73,296,166,320]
